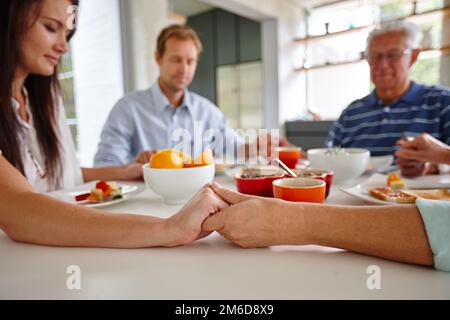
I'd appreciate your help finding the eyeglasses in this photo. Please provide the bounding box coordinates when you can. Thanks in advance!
[364,48,412,64]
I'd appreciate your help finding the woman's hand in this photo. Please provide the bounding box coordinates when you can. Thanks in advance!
[203,183,305,248]
[121,163,144,181]
[164,185,229,247]
[82,164,144,183]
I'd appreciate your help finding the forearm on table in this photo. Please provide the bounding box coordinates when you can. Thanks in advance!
[2,192,173,248]
[82,166,127,182]
[296,203,434,266]
[443,149,450,165]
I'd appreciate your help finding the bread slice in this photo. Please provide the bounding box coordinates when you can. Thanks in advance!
[400,189,450,201]
[368,187,416,204]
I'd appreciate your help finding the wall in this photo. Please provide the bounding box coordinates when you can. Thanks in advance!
[187,9,262,104]
[71,0,124,166]
[202,0,307,129]
[120,0,169,92]
[441,0,450,87]
[275,3,308,125]
[307,63,370,120]
[202,0,289,20]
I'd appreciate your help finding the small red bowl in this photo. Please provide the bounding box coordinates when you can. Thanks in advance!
[293,169,334,198]
[277,147,302,169]
[235,168,284,197]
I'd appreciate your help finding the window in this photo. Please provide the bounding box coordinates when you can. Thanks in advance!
[299,0,450,120]
[58,49,78,150]
[62,0,125,166]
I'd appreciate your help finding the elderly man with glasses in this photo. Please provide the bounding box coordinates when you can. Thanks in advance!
[326,21,450,176]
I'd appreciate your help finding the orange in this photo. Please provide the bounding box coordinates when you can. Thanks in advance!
[150,150,184,169]
[173,149,192,164]
[184,149,214,168]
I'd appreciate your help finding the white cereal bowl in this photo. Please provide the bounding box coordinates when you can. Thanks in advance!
[143,164,215,205]
[307,148,371,182]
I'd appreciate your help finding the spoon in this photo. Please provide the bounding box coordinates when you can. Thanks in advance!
[274,158,297,178]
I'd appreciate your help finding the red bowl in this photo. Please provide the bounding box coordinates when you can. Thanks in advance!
[277,147,302,169]
[293,169,334,198]
[235,170,284,198]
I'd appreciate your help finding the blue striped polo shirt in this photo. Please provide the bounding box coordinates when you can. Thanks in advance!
[326,82,450,156]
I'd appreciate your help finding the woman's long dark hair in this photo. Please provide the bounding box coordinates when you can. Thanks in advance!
[0,0,78,189]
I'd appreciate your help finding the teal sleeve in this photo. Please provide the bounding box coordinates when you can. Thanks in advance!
[416,198,450,272]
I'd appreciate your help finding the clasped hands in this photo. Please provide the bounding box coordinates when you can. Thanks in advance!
[395,133,450,178]
[168,182,302,248]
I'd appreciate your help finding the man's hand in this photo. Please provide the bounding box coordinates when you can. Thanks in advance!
[256,133,292,159]
[396,134,450,164]
[395,134,448,178]
[135,150,157,164]
[202,183,304,248]
[395,158,428,178]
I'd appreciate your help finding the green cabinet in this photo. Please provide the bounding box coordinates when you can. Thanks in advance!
[188,9,261,103]
[187,12,216,103]
[216,10,237,66]
[238,16,261,63]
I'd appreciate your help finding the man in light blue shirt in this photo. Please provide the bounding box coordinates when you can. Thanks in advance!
[95,24,284,167]
[94,81,243,166]
[94,24,243,166]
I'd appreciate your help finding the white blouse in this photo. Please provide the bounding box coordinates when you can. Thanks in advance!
[0,91,83,193]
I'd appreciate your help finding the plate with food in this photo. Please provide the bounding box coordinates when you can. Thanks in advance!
[341,172,450,205]
[52,181,142,208]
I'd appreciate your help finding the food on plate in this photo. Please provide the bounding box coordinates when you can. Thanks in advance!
[75,181,123,203]
[401,189,450,201]
[369,186,450,203]
[368,187,416,204]
[369,173,450,203]
[387,172,405,189]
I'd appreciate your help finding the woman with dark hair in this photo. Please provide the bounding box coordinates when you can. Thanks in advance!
[0,0,228,248]
[0,0,143,193]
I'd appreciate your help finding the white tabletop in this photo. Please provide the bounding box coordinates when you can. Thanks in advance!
[1,173,449,299]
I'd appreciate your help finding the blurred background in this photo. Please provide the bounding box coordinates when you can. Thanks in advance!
[60,0,450,166]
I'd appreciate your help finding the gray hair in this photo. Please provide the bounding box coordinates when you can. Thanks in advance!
[366,21,421,51]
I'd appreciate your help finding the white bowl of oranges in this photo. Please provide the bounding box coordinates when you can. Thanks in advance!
[143,149,215,205]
